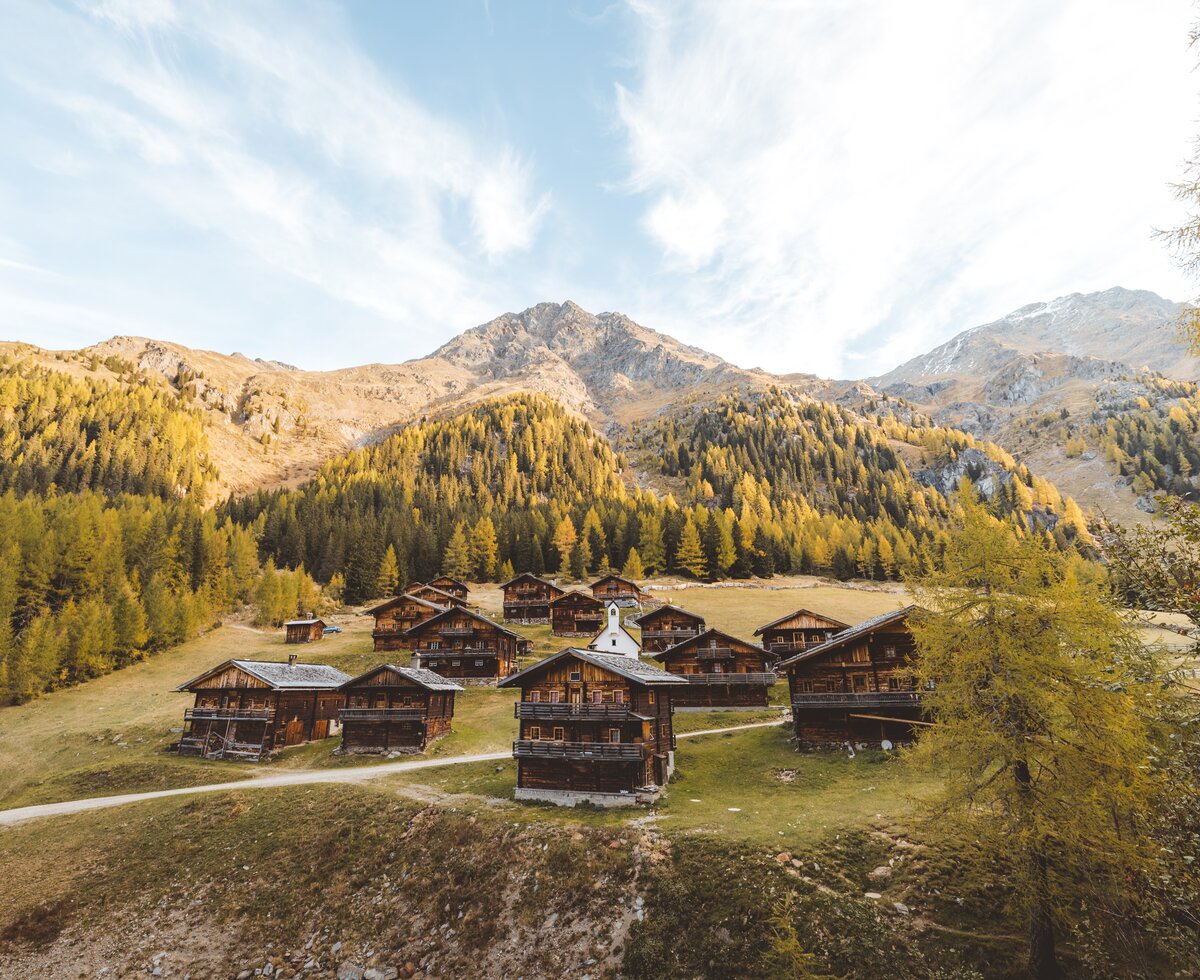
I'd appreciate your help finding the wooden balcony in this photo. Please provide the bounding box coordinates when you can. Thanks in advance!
[790,691,921,709]
[339,707,426,721]
[184,707,274,722]
[415,648,498,659]
[642,628,701,641]
[505,595,550,605]
[680,672,777,685]
[765,640,818,654]
[515,702,636,720]
[438,626,477,638]
[512,739,648,761]
[694,647,737,660]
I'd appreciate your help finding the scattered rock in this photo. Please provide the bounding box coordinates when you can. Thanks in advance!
[892,902,910,915]
[867,865,892,883]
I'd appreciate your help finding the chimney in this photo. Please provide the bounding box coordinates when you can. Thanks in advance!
[287,653,298,668]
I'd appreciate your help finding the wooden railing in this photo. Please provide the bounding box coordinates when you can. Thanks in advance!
[766,640,823,654]
[415,648,498,659]
[184,707,274,722]
[513,739,648,761]
[438,627,476,637]
[339,707,426,721]
[680,672,777,685]
[790,691,921,708]
[641,628,701,641]
[516,703,634,720]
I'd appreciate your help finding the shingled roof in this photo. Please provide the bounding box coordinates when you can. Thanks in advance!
[752,608,849,635]
[498,648,687,688]
[775,606,919,670]
[176,659,350,692]
[364,592,446,616]
[341,664,464,692]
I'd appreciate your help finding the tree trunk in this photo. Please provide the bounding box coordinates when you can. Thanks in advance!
[1016,759,1060,980]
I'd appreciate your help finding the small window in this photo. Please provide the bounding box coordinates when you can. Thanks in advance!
[475,659,484,667]
[530,690,541,702]
[660,723,669,738]
[529,726,541,740]
[647,691,655,705]
[800,679,813,693]
[402,695,412,706]
[553,727,565,741]
[570,670,582,681]
[608,728,620,743]
[428,661,439,669]
[612,638,618,647]
[592,691,603,703]
[614,690,623,704]
[549,690,561,703]
[712,663,723,673]
[452,660,461,667]
[883,645,897,659]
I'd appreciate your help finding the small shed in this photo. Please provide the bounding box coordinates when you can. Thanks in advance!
[285,619,326,643]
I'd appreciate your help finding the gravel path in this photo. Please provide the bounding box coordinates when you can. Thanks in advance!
[0,719,785,827]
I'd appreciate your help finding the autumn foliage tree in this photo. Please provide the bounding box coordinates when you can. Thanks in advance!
[906,494,1189,977]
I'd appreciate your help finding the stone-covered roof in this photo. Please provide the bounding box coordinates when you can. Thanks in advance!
[499,571,563,591]
[285,619,325,626]
[364,593,446,616]
[498,648,687,688]
[176,659,350,692]
[410,605,523,639]
[629,603,704,627]
[775,606,919,670]
[341,664,464,692]
[650,627,770,662]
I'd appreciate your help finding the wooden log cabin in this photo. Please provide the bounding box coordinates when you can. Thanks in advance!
[652,628,778,709]
[754,608,848,656]
[408,606,522,682]
[501,572,564,624]
[175,656,350,761]
[407,583,468,608]
[427,575,470,601]
[284,618,325,643]
[588,573,649,608]
[366,593,447,652]
[778,606,923,749]
[550,589,605,636]
[633,604,706,654]
[498,648,686,807]
[338,665,464,754]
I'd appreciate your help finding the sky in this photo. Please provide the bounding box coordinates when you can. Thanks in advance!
[0,0,1197,378]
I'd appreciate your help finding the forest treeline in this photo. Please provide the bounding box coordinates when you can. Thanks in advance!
[228,391,1092,604]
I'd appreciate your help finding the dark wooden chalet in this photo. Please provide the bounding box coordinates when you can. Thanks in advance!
[499,647,686,807]
[175,656,349,760]
[339,665,463,754]
[550,589,605,636]
[754,608,848,656]
[408,606,522,681]
[284,618,325,643]
[408,583,468,608]
[588,574,648,607]
[652,628,777,709]
[427,575,470,601]
[778,606,922,749]
[633,604,706,654]
[366,593,447,652]
[501,572,564,624]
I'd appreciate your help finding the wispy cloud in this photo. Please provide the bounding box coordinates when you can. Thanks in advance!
[0,0,550,357]
[616,0,1196,377]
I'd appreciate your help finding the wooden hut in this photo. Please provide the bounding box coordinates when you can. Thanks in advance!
[284,618,325,643]
[338,665,463,754]
[754,608,848,656]
[366,593,447,652]
[588,574,648,607]
[652,628,777,709]
[175,656,349,760]
[427,576,470,601]
[501,572,564,623]
[407,606,523,681]
[550,589,605,636]
[499,647,686,807]
[408,583,468,608]
[633,604,706,654]
[778,606,922,749]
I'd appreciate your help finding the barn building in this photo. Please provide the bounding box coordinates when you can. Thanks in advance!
[427,576,470,601]
[754,608,849,656]
[588,573,648,607]
[501,572,564,624]
[366,593,447,652]
[633,604,706,654]
[175,656,349,760]
[407,606,523,682]
[499,647,685,807]
[284,619,325,643]
[587,602,642,658]
[778,606,923,749]
[550,589,605,636]
[338,665,463,754]
[407,583,468,608]
[652,628,777,709]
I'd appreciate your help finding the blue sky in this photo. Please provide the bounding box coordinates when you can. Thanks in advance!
[0,0,1196,377]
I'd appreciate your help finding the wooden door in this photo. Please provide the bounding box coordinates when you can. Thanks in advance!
[313,719,329,740]
[285,719,304,746]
